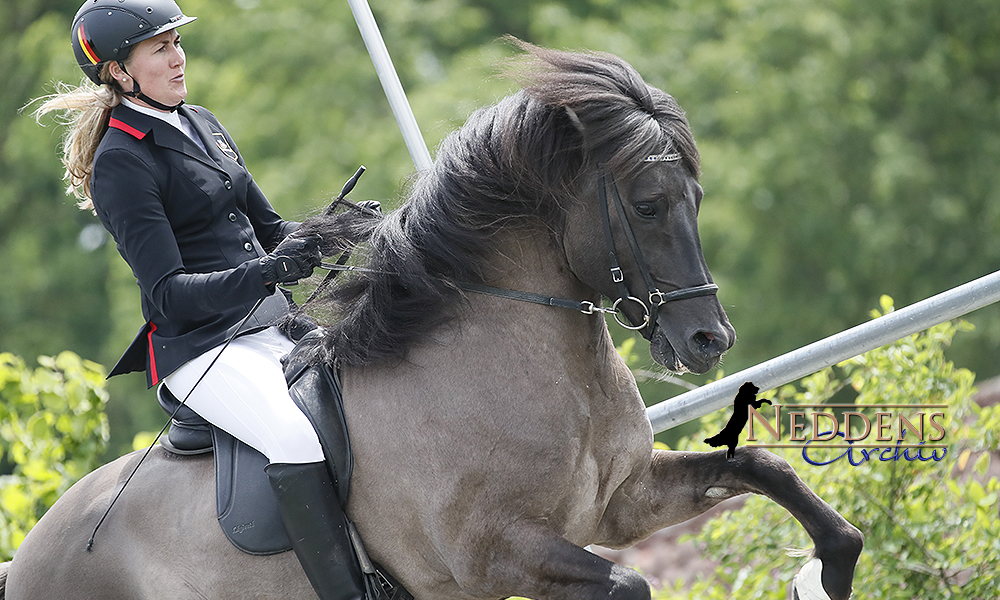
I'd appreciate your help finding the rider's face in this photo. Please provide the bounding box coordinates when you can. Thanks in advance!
[114,29,187,111]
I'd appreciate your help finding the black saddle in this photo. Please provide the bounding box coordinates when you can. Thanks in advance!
[158,330,413,600]
[157,328,356,554]
[158,384,292,554]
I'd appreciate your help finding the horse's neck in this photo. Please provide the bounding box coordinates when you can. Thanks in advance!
[451,227,649,459]
[473,228,631,389]
[350,226,640,420]
[481,228,592,303]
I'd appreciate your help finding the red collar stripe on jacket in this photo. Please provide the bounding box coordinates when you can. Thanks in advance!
[108,117,146,140]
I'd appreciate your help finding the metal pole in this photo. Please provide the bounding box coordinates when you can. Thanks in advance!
[647,269,1000,434]
[346,0,433,171]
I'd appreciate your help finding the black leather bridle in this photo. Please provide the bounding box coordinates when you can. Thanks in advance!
[461,162,718,337]
[595,171,718,337]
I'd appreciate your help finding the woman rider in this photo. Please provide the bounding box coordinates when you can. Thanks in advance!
[35,1,364,598]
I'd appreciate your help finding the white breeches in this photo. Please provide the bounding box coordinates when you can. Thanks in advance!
[163,327,324,464]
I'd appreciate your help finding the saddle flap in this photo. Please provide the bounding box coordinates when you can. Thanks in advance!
[155,329,356,558]
[283,328,354,504]
[212,428,292,555]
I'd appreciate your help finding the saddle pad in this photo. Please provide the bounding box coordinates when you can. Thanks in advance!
[212,427,292,555]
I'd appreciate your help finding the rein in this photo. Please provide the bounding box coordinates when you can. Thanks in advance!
[451,281,615,317]
[315,262,618,318]
[304,166,370,307]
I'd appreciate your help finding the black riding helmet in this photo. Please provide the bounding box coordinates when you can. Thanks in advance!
[72,0,196,109]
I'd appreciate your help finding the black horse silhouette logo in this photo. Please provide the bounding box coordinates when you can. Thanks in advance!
[704,382,771,459]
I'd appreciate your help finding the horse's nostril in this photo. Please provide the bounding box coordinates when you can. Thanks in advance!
[692,330,726,358]
[693,331,714,349]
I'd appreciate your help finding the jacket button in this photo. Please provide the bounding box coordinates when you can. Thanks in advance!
[228,212,237,222]
[244,242,253,252]
[224,180,232,190]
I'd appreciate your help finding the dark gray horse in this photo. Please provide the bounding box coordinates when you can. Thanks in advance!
[1,42,861,600]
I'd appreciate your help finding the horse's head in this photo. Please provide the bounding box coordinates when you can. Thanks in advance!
[564,159,735,374]
[508,39,735,373]
[307,39,735,371]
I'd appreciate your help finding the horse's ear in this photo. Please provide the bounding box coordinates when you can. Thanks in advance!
[564,106,585,134]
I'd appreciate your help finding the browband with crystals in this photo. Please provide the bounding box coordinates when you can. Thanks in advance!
[643,151,682,162]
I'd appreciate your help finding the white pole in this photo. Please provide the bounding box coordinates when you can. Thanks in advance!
[647,269,1000,434]
[346,0,433,171]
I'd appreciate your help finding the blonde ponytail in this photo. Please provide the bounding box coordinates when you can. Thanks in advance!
[32,64,124,212]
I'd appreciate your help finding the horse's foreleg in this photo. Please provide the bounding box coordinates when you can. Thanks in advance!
[596,447,862,600]
[452,521,651,600]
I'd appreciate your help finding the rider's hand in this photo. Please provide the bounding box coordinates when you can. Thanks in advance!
[259,233,322,286]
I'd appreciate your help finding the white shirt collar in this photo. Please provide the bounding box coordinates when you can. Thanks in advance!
[122,98,207,153]
[122,98,183,131]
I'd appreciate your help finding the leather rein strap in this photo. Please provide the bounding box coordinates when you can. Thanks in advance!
[456,281,615,317]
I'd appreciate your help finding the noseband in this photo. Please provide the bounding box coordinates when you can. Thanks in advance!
[458,151,718,336]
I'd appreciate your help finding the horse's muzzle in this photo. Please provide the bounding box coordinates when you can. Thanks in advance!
[649,314,735,374]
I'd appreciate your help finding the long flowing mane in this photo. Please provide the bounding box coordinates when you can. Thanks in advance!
[299,40,700,367]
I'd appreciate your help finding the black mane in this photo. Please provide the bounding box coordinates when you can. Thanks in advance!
[300,40,700,367]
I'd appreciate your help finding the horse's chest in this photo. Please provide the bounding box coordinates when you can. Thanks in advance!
[586,390,652,493]
[552,429,647,543]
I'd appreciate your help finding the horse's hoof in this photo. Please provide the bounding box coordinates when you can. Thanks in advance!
[792,558,834,600]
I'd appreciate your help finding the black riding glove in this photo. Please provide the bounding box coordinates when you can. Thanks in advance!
[259,233,322,286]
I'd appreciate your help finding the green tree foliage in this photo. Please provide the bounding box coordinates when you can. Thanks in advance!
[651,301,1000,599]
[652,0,1000,379]
[0,351,109,561]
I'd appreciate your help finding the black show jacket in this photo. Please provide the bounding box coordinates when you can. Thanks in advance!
[92,103,298,388]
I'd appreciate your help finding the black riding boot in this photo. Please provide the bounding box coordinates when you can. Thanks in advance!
[266,461,366,600]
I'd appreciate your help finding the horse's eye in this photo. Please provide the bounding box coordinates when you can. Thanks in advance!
[634,202,656,218]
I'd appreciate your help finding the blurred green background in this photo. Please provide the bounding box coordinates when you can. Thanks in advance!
[4,0,1000,457]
